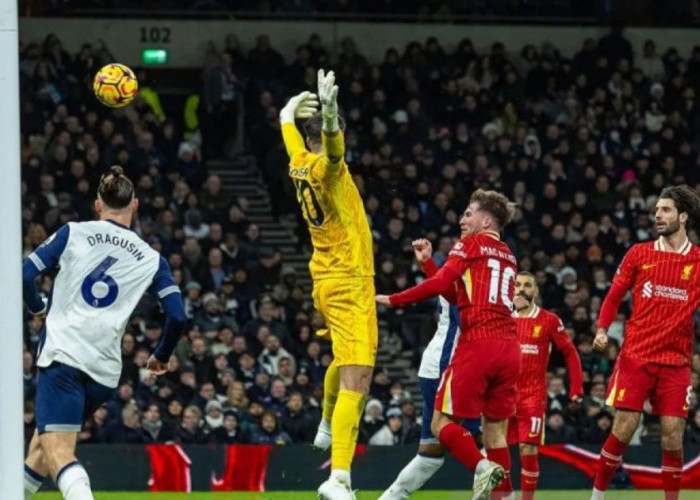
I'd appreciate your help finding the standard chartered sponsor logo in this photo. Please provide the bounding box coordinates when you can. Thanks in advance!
[641,280,688,301]
[521,344,539,355]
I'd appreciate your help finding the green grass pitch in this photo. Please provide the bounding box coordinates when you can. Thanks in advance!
[33,491,700,499]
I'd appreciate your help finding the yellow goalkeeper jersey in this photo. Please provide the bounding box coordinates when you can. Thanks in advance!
[281,122,374,280]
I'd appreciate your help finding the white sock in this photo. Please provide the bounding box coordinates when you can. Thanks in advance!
[380,454,444,500]
[330,468,351,487]
[591,487,605,500]
[24,464,44,499]
[56,462,94,500]
[319,419,331,433]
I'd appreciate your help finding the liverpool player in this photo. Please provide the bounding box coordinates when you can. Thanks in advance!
[511,271,584,500]
[591,185,700,500]
[377,189,520,500]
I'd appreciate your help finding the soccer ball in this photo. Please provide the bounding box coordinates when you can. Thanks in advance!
[92,63,139,108]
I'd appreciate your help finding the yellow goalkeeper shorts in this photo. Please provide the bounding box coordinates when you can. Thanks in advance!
[312,277,378,367]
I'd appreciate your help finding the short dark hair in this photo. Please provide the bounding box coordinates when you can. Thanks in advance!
[303,113,346,147]
[659,184,700,228]
[470,189,516,229]
[517,271,536,279]
[98,165,134,209]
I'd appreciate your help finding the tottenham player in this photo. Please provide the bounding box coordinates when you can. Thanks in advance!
[511,272,583,500]
[379,239,480,500]
[591,185,700,500]
[22,166,187,500]
[377,190,520,500]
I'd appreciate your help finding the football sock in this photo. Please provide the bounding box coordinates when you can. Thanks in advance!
[592,433,628,495]
[56,462,94,500]
[438,423,484,471]
[322,360,340,423]
[380,453,445,500]
[24,464,45,499]
[662,449,683,500]
[331,389,364,472]
[520,454,539,500]
[487,447,513,499]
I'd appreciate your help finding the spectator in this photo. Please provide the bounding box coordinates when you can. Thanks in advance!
[251,410,292,445]
[359,398,385,444]
[545,410,578,444]
[101,406,145,444]
[280,392,317,443]
[141,403,176,443]
[214,410,249,444]
[204,399,225,429]
[177,405,212,444]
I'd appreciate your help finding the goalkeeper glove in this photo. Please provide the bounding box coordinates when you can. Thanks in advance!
[317,69,339,133]
[279,91,319,125]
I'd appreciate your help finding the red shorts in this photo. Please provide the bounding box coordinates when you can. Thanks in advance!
[507,407,545,446]
[435,338,521,420]
[606,356,691,417]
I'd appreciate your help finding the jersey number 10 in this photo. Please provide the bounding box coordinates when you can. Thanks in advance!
[487,258,515,309]
[81,256,120,308]
[294,179,325,227]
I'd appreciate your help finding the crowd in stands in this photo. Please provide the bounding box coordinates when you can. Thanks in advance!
[20,24,700,448]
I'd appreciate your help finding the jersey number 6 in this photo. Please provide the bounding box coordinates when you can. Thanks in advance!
[294,179,325,227]
[82,256,120,308]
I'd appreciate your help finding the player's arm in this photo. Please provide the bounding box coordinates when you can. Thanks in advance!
[595,247,637,349]
[318,69,345,177]
[148,257,187,366]
[412,238,459,304]
[550,317,584,400]
[23,224,70,315]
[420,259,459,304]
[379,244,467,307]
[279,91,319,158]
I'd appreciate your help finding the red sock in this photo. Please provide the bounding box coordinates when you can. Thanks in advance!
[438,423,484,471]
[662,449,683,500]
[593,433,628,492]
[520,454,539,500]
[487,446,512,498]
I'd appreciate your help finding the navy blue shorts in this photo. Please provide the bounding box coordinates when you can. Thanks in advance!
[36,362,114,434]
[419,376,481,445]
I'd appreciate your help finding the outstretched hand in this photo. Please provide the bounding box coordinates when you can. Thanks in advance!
[375,295,392,307]
[279,91,319,123]
[412,239,433,263]
[318,69,339,131]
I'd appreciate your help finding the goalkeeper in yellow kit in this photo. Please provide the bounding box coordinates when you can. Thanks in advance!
[280,70,377,500]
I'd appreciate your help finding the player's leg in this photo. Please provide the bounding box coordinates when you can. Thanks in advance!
[379,377,446,500]
[483,417,513,500]
[314,356,339,450]
[590,409,640,500]
[519,443,539,500]
[591,358,651,500]
[39,431,95,500]
[24,429,48,499]
[660,416,685,500]
[318,278,377,500]
[516,409,545,500]
[654,364,692,500]
[482,339,521,500]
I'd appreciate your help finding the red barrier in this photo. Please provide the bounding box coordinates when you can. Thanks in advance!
[211,444,273,491]
[146,444,192,492]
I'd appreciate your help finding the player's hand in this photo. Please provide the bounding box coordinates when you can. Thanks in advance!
[318,69,339,132]
[146,355,171,379]
[279,91,319,124]
[570,393,583,403]
[412,239,433,263]
[375,295,392,307]
[593,328,608,352]
[513,295,529,311]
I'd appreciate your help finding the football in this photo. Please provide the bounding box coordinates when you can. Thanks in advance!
[92,63,139,108]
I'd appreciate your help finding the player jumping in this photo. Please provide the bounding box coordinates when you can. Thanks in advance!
[377,190,520,500]
[379,238,481,500]
[511,271,584,500]
[22,166,187,500]
[280,70,378,500]
[591,185,700,500]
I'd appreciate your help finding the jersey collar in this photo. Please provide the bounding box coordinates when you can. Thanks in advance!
[513,304,540,319]
[654,236,691,255]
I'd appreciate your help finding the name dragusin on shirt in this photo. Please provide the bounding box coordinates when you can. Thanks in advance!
[86,233,146,261]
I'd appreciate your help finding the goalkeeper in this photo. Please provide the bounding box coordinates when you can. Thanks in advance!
[279,70,378,500]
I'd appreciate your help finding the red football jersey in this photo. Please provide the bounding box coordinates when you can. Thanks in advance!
[514,306,583,408]
[390,232,517,342]
[612,238,700,366]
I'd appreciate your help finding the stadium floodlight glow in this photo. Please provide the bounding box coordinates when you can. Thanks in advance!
[141,49,169,65]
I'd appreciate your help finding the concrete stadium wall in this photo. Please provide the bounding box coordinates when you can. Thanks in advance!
[18,18,700,68]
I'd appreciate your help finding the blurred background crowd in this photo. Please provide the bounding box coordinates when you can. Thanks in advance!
[19,12,700,449]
